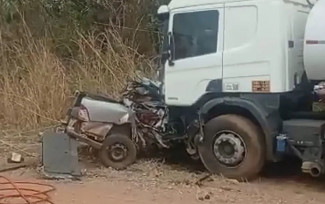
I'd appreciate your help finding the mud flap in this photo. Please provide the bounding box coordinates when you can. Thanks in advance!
[41,131,81,179]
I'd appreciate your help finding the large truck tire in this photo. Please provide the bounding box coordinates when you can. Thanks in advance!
[198,114,265,181]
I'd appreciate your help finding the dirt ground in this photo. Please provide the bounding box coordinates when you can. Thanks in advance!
[2,134,325,204]
[2,156,325,204]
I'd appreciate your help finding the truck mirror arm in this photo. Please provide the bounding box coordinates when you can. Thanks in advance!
[306,0,314,8]
[167,32,175,66]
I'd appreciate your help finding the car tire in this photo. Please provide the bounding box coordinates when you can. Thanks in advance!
[99,133,137,170]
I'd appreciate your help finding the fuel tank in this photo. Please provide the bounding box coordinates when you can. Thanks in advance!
[304,0,325,81]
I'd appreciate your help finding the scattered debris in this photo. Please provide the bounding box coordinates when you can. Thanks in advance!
[220,186,234,192]
[0,139,37,158]
[7,152,24,163]
[195,174,212,186]
[196,190,213,201]
[0,164,27,173]
[225,179,240,185]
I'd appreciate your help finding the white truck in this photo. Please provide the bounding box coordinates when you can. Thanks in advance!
[155,0,325,180]
[44,0,325,181]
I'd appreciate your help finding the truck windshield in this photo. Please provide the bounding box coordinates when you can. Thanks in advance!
[172,10,219,60]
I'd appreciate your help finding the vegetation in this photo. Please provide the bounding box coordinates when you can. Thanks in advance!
[0,0,169,129]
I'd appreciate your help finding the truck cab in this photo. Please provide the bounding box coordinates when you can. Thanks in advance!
[157,0,325,180]
[160,0,312,106]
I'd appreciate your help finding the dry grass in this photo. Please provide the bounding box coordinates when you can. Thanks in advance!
[0,23,154,130]
[0,0,161,131]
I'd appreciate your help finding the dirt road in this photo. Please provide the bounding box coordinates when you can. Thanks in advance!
[2,156,325,204]
[1,133,325,204]
[49,176,325,204]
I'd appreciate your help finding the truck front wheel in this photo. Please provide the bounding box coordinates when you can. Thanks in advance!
[198,114,265,181]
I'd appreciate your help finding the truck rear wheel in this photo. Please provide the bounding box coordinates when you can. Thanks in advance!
[198,114,265,181]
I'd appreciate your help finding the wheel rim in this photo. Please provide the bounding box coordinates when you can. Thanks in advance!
[108,143,128,162]
[213,131,246,167]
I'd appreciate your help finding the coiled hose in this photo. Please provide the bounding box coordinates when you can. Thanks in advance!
[0,176,55,204]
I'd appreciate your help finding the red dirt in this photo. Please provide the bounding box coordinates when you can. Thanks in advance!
[2,159,325,204]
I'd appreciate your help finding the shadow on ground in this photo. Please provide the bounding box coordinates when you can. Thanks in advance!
[79,144,325,191]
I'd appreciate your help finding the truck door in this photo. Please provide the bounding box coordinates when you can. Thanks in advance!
[164,5,224,106]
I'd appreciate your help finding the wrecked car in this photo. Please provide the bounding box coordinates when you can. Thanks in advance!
[57,78,182,170]
[61,91,137,169]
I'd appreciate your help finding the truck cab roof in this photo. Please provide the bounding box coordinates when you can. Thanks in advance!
[168,0,313,10]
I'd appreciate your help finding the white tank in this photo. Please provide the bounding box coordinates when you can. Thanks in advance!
[304,0,325,81]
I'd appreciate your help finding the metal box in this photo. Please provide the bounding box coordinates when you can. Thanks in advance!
[42,131,81,178]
